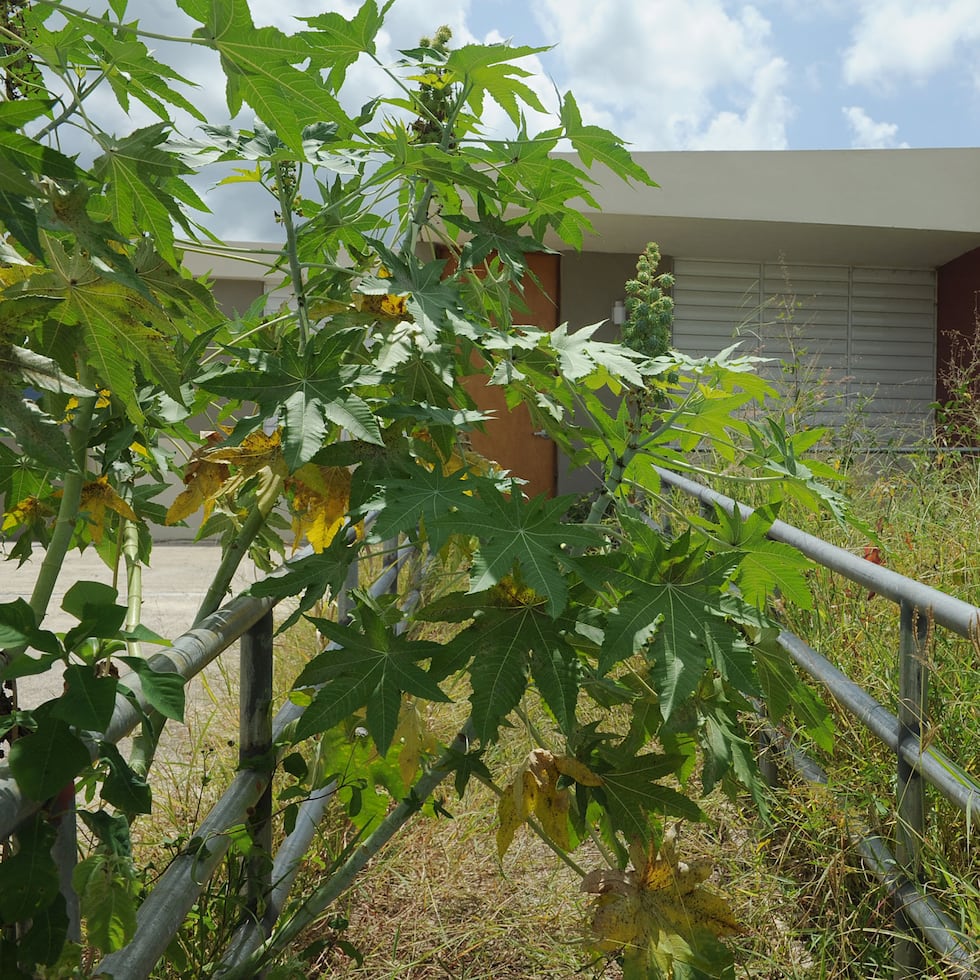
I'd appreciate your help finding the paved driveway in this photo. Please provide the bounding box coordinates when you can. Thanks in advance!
[2,543,262,711]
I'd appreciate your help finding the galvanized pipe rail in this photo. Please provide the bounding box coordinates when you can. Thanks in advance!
[0,590,277,840]
[95,541,415,979]
[656,466,980,638]
[656,465,980,976]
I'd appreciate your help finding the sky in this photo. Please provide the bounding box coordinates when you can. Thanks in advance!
[102,0,980,239]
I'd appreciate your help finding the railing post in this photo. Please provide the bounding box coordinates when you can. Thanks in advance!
[895,600,930,977]
[240,608,274,917]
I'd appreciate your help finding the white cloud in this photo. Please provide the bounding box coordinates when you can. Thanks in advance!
[842,106,910,148]
[530,0,794,149]
[842,0,980,88]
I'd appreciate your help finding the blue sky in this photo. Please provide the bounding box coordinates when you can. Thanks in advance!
[458,0,980,151]
[127,0,980,152]
[116,0,980,238]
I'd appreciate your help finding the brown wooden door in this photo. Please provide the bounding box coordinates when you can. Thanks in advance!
[456,252,561,498]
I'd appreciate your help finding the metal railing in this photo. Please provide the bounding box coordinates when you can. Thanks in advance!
[2,472,979,976]
[656,465,980,979]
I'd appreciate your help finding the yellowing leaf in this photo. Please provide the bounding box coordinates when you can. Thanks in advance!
[207,429,286,486]
[166,429,288,526]
[79,476,139,543]
[496,748,601,859]
[554,754,604,787]
[582,825,741,974]
[496,780,524,859]
[166,431,231,525]
[392,698,438,786]
[353,291,412,320]
[288,464,351,553]
[166,458,228,525]
[2,495,52,533]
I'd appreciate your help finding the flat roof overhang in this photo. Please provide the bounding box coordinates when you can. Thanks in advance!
[549,148,980,268]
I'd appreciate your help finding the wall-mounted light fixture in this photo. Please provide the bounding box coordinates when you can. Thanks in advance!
[612,299,626,325]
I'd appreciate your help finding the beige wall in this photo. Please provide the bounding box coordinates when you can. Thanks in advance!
[557,251,642,496]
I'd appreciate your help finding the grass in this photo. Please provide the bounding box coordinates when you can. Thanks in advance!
[114,449,980,979]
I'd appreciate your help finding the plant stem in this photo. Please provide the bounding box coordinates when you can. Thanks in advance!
[121,517,143,657]
[274,161,311,354]
[194,474,283,624]
[32,1,206,46]
[215,726,474,979]
[25,392,96,641]
[399,81,471,258]
[129,709,166,781]
[477,774,589,879]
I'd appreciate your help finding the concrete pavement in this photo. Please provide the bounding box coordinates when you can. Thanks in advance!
[1,542,261,639]
[1,542,263,713]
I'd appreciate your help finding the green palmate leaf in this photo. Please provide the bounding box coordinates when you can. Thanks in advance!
[51,665,118,732]
[367,464,473,548]
[64,9,205,123]
[712,636,761,699]
[432,481,601,616]
[8,718,91,801]
[132,243,221,327]
[709,503,813,611]
[601,538,738,714]
[0,98,54,131]
[442,199,551,276]
[751,628,834,752]
[37,183,134,276]
[431,590,569,744]
[118,656,185,722]
[300,1,386,88]
[446,42,550,126]
[91,124,194,263]
[548,320,647,388]
[176,0,347,150]
[701,695,761,806]
[201,335,383,469]
[246,536,353,631]
[294,605,449,754]
[597,751,701,840]
[0,389,74,470]
[497,143,601,248]
[529,642,580,737]
[560,91,656,187]
[0,130,80,183]
[15,240,183,420]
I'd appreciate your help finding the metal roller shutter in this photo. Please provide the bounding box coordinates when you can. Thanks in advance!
[671,258,936,444]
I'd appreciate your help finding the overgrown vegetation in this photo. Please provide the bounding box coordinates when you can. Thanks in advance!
[0,2,911,978]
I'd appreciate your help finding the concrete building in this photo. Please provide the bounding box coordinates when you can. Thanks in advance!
[188,148,980,497]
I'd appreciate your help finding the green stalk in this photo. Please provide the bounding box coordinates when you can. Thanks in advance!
[274,162,311,354]
[25,392,96,640]
[128,709,166,781]
[121,517,143,657]
[216,726,473,980]
[399,81,472,259]
[194,473,283,624]
[32,1,206,45]
[121,515,165,784]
